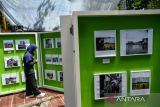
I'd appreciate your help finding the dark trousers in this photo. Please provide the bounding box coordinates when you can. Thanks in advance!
[25,73,41,96]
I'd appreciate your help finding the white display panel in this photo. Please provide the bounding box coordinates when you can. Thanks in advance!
[94,72,127,100]
[120,29,153,56]
[2,73,19,85]
[15,39,30,50]
[58,71,63,82]
[130,70,151,96]
[44,38,54,48]
[3,40,14,51]
[94,30,116,57]
[45,70,56,80]
[4,56,20,68]
[55,38,61,48]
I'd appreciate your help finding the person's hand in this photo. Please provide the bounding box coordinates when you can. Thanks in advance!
[35,59,38,63]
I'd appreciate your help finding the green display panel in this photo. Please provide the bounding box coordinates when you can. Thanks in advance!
[0,33,38,95]
[78,14,160,107]
[39,32,63,91]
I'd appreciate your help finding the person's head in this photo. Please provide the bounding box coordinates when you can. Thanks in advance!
[26,44,37,55]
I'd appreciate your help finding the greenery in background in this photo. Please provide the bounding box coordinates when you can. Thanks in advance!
[118,0,160,10]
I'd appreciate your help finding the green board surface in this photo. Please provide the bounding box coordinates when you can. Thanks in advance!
[78,14,160,107]
[39,32,63,91]
[0,34,37,94]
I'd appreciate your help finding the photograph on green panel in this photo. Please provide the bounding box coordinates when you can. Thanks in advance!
[45,70,56,80]
[55,38,61,48]
[4,56,20,68]
[45,54,53,64]
[58,71,63,82]
[44,38,54,48]
[52,54,59,65]
[3,40,14,51]
[15,39,30,50]
[2,73,19,85]
[58,55,62,65]
[132,77,149,90]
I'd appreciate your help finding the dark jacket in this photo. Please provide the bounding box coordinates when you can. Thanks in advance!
[23,44,37,75]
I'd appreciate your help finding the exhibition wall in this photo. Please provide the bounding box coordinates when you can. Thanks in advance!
[61,10,160,107]
[0,33,38,95]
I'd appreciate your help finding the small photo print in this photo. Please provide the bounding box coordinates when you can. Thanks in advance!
[55,38,61,48]
[2,73,19,85]
[45,70,56,80]
[3,40,14,51]
[130,70,151,96]
[58,55,62,65]
[15,39,30,50]
[58,71,63,82]
[52,55,59,65]
[4,56,20,68]
[120,29,153,56]
[94,30,116,57]
[45,54,53,64]
[44,38,54,48]
[94,72,127,100]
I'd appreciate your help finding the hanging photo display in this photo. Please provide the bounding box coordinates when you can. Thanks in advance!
[45,70,56,80]
[45,54,61,65]
[94,30,116,58]
[44,38,54,48]
[130,70,151,96]
[2,73,19,85]
[94,72,127,100]
[3,40,14,51]
[45,54,53,64]
[55,38,61,48]
[4,56,20,68]
[120,29,153,56]
[15,39,30,50]
[57,71,63,82]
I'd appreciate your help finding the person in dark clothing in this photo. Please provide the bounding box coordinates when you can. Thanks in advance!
[23,44,45,98]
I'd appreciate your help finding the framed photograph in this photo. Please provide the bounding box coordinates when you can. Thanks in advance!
[44,38,54,48]
[58,55,62,65]
[55,38,61,48]
[4,56,20,68]
[94,30,116,57]
[2,73,19,85]
[120,29,153,56]
[52,54,59,65]
[3,40,14,51]
[57,71,63,82]
[94,72,127,100]
[45,54,53,64]
[45,70,56,80]
[15,39,30,50]
[130,70,151,96]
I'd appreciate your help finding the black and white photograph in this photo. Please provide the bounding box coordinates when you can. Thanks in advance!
[130,70,151,96]
[45,54,53,64]
[4,56,20,68]
[120,29,153,56]
[94,72,127,100]
[57,71,63,82]
[58,55,62,65]
[2,73,19,85]
[15,39,30,50]
[3,40,14,51]
[55,38,61,48]
[45,70,56,80]
[44,38,54,48]
[52,55,59,65]
[94,30,116,57]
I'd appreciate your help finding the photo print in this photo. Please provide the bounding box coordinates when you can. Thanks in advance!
[3,40,14,51]
[45,70,56,80]
[94,30,116,57]
[2,73,19,85]
[4,56,20,68]
[58,55,62,65]
[130,70,151,96]
[16,39,30,50]
[55,38,61,48]
[45,54,53,64]
[94,72,127,100]
[58,71,63,82]
[120,29,153,56]
[44,38,54,48]
[52,54,59,65]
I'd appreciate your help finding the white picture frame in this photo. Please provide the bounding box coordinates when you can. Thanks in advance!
[55,38,61,48]
[44,38,54,48]
[45,54,53,64]
[94,72,127,100]
[130,70,151,96]
[2,73,19,85]
[3,40,14,51]
[52,54,59,65]
[15,39,30,50]
[94,30,116,58]
[57,71,63,82]
[120,29,153,56]
[4,56,20,68]
[45,70,56,80]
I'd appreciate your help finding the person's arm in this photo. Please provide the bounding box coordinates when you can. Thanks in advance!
[27,59,37,66]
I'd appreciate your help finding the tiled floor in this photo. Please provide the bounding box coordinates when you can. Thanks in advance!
[0,88,64,107]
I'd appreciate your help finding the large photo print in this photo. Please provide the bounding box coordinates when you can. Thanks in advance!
[2,73,19,85]
[4,56,20,68]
